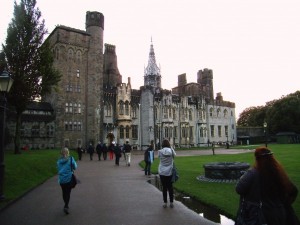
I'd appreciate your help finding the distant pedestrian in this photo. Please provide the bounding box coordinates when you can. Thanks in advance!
[109,142,115,160]
[158,139,176,208]
[123,141,132,166]
[87,143,94,160]
[96,141,103,161]
[57,147,77,214]
[144,143,154,175]
[77,144,83,160]
[102,143,108,160]
[114,143,122,166]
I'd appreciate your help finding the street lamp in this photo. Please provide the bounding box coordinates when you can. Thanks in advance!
[0,70,14,200]
[263,122,268,147]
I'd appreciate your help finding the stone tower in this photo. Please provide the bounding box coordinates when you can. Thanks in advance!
[85,11,104,145]
[197,68,214,100]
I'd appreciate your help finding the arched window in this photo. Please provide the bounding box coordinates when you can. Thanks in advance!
[209,108,214,117]
[217,108,221,117]
[224,109,228,118]
[119,101,124,115]
[125,101,129,115]
[189,109,192,120]
[120,126,124,139]
[125,126,130,138]
[68,49,74,61]
[76,51,81,63]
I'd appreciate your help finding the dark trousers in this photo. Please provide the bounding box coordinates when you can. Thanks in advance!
[97,152,102,160]
[89,153,93,160]
[60,183,72,208]
[115,154,120,165]
[77,152,82,160]
[103,152,107,160]
[159,175,174,203]
[145,162,152,175]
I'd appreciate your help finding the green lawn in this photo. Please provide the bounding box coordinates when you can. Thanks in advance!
[0,149,77,210]
[148,144,300,219]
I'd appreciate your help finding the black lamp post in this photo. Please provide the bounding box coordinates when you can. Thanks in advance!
[0,70,14,200]
[263,122,268,147]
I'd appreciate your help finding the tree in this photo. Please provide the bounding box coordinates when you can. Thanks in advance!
[266,91,300,134]
[1,0,61,154]
[237,106,267,127]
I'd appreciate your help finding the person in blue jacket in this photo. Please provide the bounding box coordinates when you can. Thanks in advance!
[57,147,77,214]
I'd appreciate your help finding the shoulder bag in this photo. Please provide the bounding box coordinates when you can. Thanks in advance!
[171,149,179,183]
[69,157,77,188]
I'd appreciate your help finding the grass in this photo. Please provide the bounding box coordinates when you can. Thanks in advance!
[147,144,300,219]
[0,149,77,210]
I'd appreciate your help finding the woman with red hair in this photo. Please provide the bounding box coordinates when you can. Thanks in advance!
[235,147,299,225]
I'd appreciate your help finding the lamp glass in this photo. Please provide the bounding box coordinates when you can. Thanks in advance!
[0,71,14,92]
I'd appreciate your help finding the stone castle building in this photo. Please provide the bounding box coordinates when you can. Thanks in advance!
[8,11,237,150]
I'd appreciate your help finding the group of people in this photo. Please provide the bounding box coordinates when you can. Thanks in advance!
[57,141,299,225]
[76,141,132,165]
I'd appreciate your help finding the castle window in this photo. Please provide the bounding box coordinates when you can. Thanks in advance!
[174,126,177,138]
[64,121,68,131]
[189,126,193,139]
[132,125,138,139]
[120,126,124,139]
[173,108,176,120]
[73,122,77,131]
[55,47,60,60]
[189,110,192,121]
[210,125,215,137]
[69,103,73,113]
[105,103,111,116]
[154,106,158,120]
[76,51,81,63]
[65,103,69,113]
[69,121,73,131]
[119,101,124,115]
[200,127,204,137]
[125,126,130,138]
[76,69,80,78]
[125,101,129,115]
[164,127,169,138]
[217,108,221,117]
[47,125,54,137]
[168,107,172,118]
[218,126,221,137]
[31,124,40,137]
[209,108,214,117]
[132,105,137,118]
[163,106,168,118]
[78,104,82,114]
[225,125,228,137]
[74,103,78,113]
[224,109,228,118]
[68,49,74,61]
[231,110,233,117]
[78,122,82,131]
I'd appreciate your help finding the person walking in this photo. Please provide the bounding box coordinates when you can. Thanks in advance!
[235,147,299,225]
[144,143,154,176]
[57,147,77,214]
[96,141,103,161]
[114,143,122,166]
[102,143,108,160]
[158,139,176,208]
[77,144,83,161]
[123,140,132,166]
[87,143,94,160]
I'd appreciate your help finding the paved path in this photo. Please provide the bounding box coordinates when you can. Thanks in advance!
[0,149,250,225]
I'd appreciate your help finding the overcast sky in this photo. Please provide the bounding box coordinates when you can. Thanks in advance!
[1,0,300,119]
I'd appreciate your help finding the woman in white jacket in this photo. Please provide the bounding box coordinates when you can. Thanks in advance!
[158,139,176,208]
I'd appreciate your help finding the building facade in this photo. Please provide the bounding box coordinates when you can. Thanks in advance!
[8,11,236,150]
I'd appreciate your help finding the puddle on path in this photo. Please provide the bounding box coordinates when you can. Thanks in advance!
[148,176,235,225]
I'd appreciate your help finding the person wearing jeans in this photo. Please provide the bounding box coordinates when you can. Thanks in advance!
[158,139,176,208]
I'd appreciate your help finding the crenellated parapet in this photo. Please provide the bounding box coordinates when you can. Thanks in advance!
[86,11,104,29]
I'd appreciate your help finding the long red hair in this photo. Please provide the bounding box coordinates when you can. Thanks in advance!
[254,147,296,203]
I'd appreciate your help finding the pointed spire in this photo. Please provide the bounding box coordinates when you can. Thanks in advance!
[144,38,161,88]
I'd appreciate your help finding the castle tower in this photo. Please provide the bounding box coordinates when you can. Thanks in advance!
[103,44,122,87]
[85,11,104,145]
[144,40,161,88]
[197,68,214,100]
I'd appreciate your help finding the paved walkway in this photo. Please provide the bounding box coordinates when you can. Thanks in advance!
[0,149,250,225]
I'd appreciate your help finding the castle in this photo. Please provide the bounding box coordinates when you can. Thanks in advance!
[8,11,237,150]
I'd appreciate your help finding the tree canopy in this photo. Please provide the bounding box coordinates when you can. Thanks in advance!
[1,0,61,153]
[237,91,300,134]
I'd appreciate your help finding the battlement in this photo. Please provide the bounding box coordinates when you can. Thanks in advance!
[104,44,116,54]
[86,11,104,29]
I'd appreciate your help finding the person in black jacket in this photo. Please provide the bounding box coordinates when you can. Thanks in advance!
[144,143,154,176]
[113,143,122,166]
[235,147,299,225]
[87,143,94,161]
[96,142,103,161]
